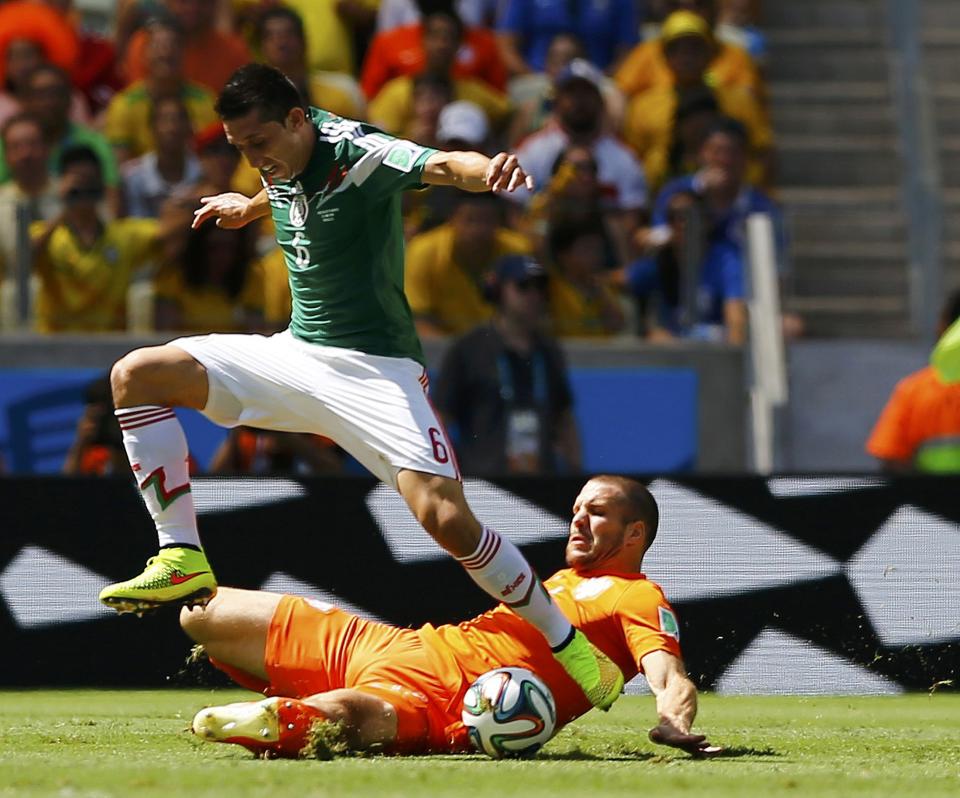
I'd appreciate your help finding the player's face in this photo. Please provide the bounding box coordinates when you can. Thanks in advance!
[224,107,309,182]
[566,481,636,570]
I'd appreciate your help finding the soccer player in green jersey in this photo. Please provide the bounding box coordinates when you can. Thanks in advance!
[98,64,623,710]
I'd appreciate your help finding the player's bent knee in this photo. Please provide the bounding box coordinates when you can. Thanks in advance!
[111,345,207,409]
[179,604,211,641]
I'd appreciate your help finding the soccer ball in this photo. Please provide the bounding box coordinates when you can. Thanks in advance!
[461,667,557,759]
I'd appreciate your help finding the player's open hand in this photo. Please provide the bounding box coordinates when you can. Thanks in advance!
[192,193,255,230]
[649,723,723,758]
[485,152,534,194]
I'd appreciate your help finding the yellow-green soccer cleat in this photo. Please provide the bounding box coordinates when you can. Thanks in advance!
[553,629,624,711]
[932,316,960,383]
[98,546,217,615]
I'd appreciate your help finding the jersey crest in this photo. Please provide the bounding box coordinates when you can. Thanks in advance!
[658,606,680,641]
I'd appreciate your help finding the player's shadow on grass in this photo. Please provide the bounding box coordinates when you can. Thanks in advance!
[537,750,659,762]
[713,746,781,758]
[540,746,782,762]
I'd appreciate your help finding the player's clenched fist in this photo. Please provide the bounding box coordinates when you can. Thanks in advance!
[485,152,534,194]
[192,193,257,230]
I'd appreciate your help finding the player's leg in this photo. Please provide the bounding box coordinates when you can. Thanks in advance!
[191,689,398,758]
[98,344,216,613]
[178,586,279,681]
[397,470,624,710]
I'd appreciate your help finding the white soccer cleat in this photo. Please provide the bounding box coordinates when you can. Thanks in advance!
[192,696,329,758]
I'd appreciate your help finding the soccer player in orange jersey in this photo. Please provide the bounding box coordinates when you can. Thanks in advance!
[181,476,722,758]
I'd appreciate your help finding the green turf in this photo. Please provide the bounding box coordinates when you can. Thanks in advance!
[0,690,957,797]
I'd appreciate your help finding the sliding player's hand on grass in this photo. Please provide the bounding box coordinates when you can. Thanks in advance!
[192,193,258,229]
[649,723,723,757]
[484,152,534,193]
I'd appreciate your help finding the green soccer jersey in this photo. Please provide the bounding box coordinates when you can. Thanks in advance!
[265,108,436,363]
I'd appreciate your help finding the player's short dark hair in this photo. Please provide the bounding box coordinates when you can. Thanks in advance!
[703,116,749,149]
[256,6,306,45]
[591,475,660,548]
[58,145,102,175]
[215,63,305,124]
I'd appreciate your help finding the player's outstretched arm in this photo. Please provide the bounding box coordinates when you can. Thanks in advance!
[423,151,535,194]
[192,188,272,230]
[641,650,723,758]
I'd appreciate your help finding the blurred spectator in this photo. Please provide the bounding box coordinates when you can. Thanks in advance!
[434,254,581,475]
[495,0,639,74]
[513,60,647,217]
[400,101,491,235]
[63,374,128,476]
[106,18,218,163]
[121,95,200,218]
[650,118,782,275]
[622,11,772,190]
[122,0,252,93]
[30,145,162,332]
[867,292,960,473]
[547,221,625,337]
[258,245,293,331]
[41,0,124,117]
[277,0,379,75]
[0,6,90,128]
[615,0,762,100]
[362,4,506,99]
[0,65,119,203]
[523,144,631,267]
[210,428,344,475]
[0,114,59,279]
[507,33,625,146]
[404,192,531,336]
[377,0,499,32]
[437,99,490,151]
[256,6,365,120]
[368,10,510,137]
[716,0,768,66]
[626,189,747,343]
[189,119,263,211]
[654,85,722,188]
[154,217,266,333]
[149,118,265,334]
[193,121,241,194]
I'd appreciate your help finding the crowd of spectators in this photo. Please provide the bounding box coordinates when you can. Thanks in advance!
[0,0,781,341]
[0,0,784,475]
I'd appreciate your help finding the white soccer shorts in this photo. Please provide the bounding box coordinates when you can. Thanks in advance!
[171,330,459,488]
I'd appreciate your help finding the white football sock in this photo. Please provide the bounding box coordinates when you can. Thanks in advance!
[116,406,201,549]
[457,526,572,648]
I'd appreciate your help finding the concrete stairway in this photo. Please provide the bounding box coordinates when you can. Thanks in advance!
[922,0,960,297]
[764,0,912,336]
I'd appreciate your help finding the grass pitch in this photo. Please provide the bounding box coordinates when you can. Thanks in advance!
[0,690,957,797]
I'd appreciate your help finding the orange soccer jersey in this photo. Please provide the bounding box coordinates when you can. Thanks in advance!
[866,365,960,472]
[419,567,682,726]
[221,567,682,753]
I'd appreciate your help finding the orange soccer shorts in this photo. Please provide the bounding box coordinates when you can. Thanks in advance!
[210,595,469,754]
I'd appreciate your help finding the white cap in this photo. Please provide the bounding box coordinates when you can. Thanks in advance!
[436,101,489,146]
